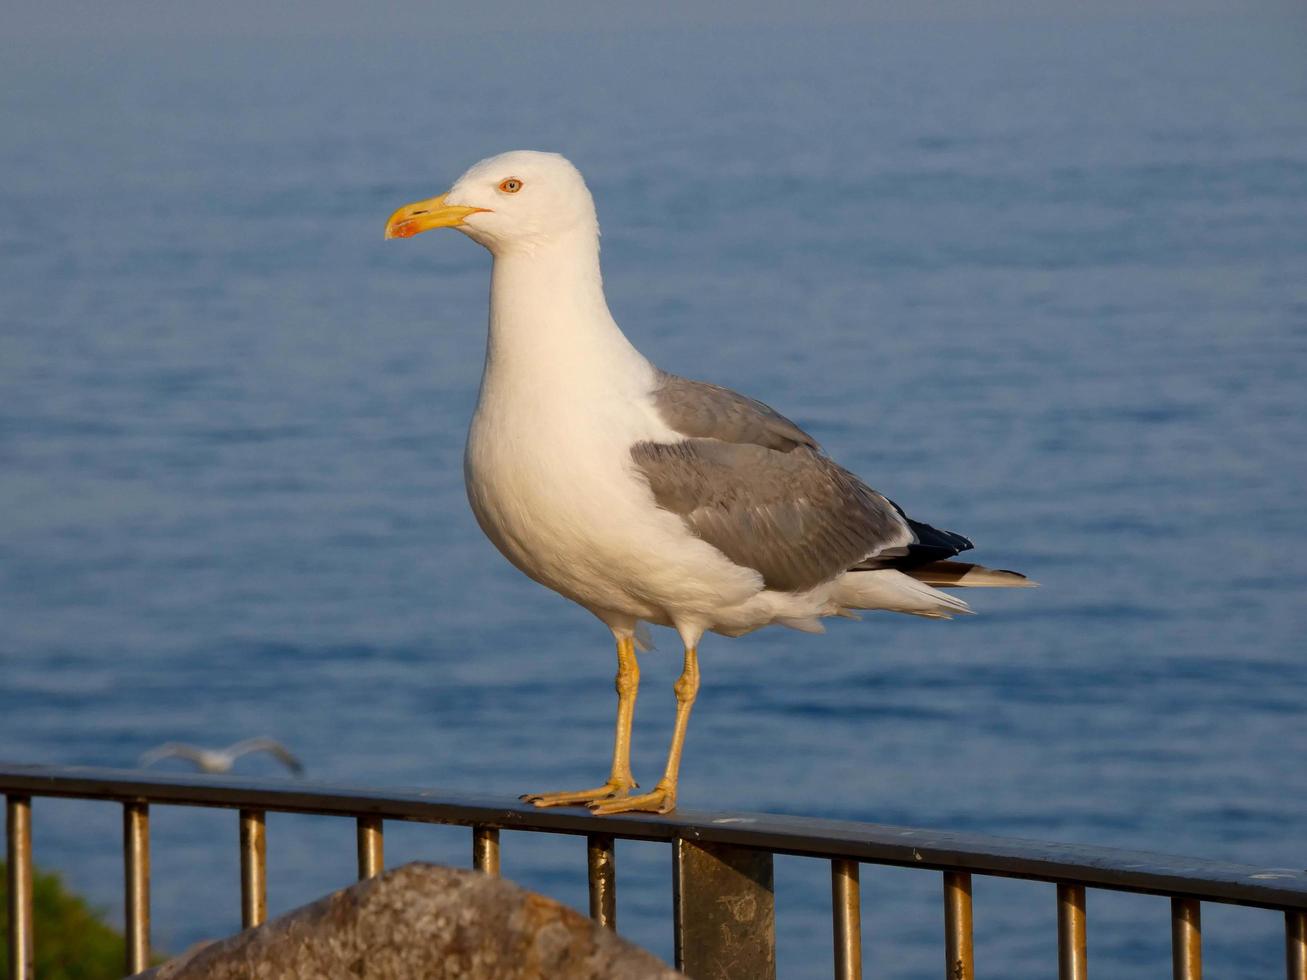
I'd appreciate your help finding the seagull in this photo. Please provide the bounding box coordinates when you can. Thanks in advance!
[138,738,305,776]
[385,151,1034,814]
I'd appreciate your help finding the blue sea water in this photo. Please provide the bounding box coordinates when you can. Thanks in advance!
[3,14,1307,978]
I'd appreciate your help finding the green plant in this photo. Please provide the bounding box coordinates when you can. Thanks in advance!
[1,861,128,979]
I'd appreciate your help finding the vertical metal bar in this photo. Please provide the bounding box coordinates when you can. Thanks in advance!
[239,809,267,929]
[1057,882,1087,980]
[472,825,500,877]
[6,795,34,980]
[587,834,616,929]
[943,871,974,980]
[1171,897,1201,980]
[1288,910,1307,980]
[673,838,776,980]
[356,815,384,880]
[831,858,862,980]
[123,802,151,974]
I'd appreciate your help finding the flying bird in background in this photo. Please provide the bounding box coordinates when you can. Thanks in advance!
[386,151,1034,814]
[138,737,305,776]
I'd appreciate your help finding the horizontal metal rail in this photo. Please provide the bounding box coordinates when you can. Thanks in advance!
[6,764,1304,909]
[5,763,1307,979]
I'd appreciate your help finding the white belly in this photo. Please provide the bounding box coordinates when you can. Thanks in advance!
[463,387,761,625]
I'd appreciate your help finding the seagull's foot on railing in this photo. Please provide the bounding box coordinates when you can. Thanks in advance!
[520,777,638,809]
[588,778,676,815]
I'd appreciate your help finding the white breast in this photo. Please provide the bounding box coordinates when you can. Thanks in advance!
[464,365,761,624]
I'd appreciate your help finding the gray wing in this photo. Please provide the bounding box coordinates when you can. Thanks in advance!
[227,737,306,775]
[652,371,819,453]
[631,439,913,592]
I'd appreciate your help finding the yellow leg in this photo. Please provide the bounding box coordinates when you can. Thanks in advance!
[522,635,641,808]
[591,645,699,815]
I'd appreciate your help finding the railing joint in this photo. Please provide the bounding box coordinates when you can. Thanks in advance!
[674,838,776,980]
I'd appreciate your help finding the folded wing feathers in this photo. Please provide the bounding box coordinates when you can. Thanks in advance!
[632,439,913,592]
[652,372,819,453]
[645,373,1034,599]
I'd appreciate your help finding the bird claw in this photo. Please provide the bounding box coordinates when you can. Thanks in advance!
[587,784,676,815]
[519,779,637,809]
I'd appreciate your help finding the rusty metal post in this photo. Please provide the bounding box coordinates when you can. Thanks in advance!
[1057,882,1087,980]
[472,825,500,876]
[239,809,267,929]
[6,795,34,980]
[831,858,862,980]
[1288,910,1307,980]
[356,815,383,879]
[123,802,151,974]
[587,834,616,929]
[944,871,974,980]
[1172,897,1201,980]
[673,838,775,980]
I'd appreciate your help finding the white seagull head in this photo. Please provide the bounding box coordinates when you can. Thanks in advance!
[385,150,598,256]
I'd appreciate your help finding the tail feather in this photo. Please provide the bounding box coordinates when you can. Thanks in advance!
[904,560,1038,589]
[833,569,974,620]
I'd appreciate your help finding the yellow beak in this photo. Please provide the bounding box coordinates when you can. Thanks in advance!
[384,193,488,239]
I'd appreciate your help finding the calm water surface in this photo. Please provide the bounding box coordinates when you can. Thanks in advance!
[3,16,1306,978]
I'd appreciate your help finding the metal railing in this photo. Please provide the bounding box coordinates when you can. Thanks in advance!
[4,762,1306,980]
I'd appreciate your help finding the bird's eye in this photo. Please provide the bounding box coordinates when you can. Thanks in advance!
[498,178,523,193]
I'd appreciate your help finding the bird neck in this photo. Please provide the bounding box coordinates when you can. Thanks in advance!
[483,231,650,394]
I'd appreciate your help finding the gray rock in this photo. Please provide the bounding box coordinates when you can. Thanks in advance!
[133,862,684,980]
